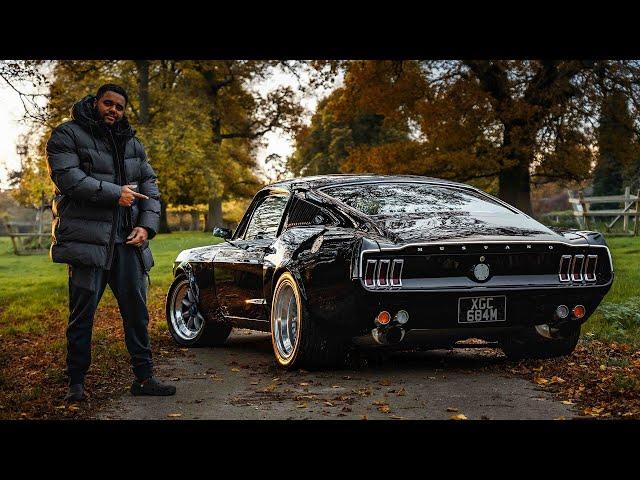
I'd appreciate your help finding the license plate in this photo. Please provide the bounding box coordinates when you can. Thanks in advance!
[458,296,506,324]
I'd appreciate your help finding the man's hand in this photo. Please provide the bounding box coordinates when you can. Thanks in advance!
[119,185,149,206]
[126,227,148,247]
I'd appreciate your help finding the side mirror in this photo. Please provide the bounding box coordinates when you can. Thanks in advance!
[213,226,232,240]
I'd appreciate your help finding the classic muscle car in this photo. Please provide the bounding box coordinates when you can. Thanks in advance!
[166,175,614,368]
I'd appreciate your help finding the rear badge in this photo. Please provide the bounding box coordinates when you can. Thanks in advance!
[473,263,490,281]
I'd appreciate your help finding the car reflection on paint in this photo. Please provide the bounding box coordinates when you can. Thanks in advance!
[166,174,614,369]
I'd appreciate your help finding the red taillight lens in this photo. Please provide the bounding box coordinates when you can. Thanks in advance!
[572,305,586,319]
[364,260,377,287]
[390,259,404,286]
[584,255,598,282]
[377,260,390,286]
[571,255,584,282]
[559,255,571,282]
[376,310,391,325]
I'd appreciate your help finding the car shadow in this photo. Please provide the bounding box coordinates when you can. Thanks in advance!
[220,330,509,373]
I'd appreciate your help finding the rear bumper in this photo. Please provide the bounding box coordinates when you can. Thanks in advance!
[346,279,612,337]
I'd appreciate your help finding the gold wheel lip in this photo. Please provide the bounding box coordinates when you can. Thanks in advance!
[270,273,302,366]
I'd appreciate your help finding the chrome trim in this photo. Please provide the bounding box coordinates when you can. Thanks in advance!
[245,298,267,305]
[390,259,404,286]
[376,259,390,286]
[559,255,572,282]
[571,255,585,282]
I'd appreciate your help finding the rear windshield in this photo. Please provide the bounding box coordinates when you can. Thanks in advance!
[321,182,514,216]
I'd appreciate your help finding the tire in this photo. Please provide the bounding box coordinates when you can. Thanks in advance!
[166,274,231,347]
[270,272,345,369]
[500,324,581,360]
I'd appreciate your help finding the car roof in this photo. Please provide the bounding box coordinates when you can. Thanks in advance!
[267,174,470,192]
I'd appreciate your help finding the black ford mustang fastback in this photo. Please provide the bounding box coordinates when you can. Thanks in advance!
[167,175,613,369]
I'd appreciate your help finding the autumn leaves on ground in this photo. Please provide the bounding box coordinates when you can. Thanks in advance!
[1,233,639,420]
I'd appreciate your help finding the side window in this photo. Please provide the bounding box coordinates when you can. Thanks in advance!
[244,195,289,240]
[286,197,333,228]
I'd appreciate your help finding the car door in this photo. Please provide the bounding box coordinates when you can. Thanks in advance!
[214,193,290,322]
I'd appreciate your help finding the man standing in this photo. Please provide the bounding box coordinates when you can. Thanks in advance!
[46,84,176,401]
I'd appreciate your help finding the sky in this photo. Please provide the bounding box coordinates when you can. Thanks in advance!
[0,63,342,190]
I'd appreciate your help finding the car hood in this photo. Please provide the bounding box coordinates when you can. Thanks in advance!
[371,211,563,245]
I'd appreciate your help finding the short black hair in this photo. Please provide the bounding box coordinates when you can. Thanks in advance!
[96,84,129,105]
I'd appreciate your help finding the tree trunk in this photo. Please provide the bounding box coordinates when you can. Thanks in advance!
[205,197,224,231]
[499,123,534,215]
[159,201,170,234]
[498,162,533,214]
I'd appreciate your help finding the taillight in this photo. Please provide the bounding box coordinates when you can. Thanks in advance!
[364,260,376,287]
[571,255,584,282]
[363,258,404,288]
[559,255,571,282]
[390,259,404,286]
[584,255,598,282]
[377,260,390,286]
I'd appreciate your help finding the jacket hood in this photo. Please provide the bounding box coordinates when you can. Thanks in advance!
[371,211,563,244]
[71,95,135,139]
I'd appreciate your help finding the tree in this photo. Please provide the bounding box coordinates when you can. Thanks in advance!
[288,91,409,176]
[593,89,639,196]
[186,61,304,229]
[316,60,640,214]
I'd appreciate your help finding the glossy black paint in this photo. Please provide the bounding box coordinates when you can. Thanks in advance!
[171,175,614,345]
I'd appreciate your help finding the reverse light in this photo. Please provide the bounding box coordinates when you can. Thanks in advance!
[395,310,409,325]
[555,305,570,319]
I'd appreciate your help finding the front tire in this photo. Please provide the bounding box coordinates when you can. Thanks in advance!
[270,272,345,369]
[500,324,581,360]
[166,274,231,347]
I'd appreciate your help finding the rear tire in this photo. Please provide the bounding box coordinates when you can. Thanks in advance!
[166,274,231,347]
[500,324,581,360]
[270,272,345,369]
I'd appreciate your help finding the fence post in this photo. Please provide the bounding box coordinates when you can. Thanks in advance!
[579,191,589,230]
[635,189,639,237]
[623,186,631,232]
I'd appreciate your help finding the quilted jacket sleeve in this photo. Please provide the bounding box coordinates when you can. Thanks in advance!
[46,126,122,206]
[135,139,161,239]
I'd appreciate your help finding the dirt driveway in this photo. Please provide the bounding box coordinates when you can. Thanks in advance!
[95,330,577,420]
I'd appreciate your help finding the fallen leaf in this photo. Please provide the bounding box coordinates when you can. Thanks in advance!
[67,405,79,411]
[446,407,459,412]
[397,387,407,396]
[230,368,240,372]
[360,415,368,420]
[532,366,543,372]
[553,416,566,420]
[534,377,549,385]
[378,405,391,413]
[299,382,310,386]
[599,364,607,371]
[561,400,575,405]
[390,415,404,420]
[450,414,468,420]
[296,402,308,409]
[550,376,566,384]
[250,381,258,385]
[167,413,182,418]
[331,385,341,389]
[379,379,391,386]
[324,401,335,407]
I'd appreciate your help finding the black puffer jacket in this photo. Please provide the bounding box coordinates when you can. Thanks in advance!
[46,95,160,271]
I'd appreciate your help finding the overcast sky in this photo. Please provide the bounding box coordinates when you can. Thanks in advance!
[0,63,342,190]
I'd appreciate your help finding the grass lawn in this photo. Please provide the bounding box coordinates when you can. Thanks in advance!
[0,231,637,419]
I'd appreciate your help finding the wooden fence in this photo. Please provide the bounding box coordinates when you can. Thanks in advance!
[567,187,639,236]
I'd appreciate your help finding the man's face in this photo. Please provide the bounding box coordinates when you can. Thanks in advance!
[94,91,126,125]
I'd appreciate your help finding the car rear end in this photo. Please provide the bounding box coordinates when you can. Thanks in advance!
[352,239,614,348]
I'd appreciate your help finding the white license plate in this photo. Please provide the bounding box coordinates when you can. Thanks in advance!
[458,296,506,324]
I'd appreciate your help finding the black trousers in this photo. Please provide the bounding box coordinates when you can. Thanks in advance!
[66,243,153,385]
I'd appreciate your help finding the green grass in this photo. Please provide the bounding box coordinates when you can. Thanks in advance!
[582,236,640,345]
[0,232,638,345]
[0,232,220,335]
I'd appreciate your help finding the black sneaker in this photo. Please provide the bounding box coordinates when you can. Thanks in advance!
[131,377,176,396]
[64,383,86,402]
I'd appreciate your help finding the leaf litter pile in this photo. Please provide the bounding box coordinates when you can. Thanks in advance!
[0,290,185,420]
[502,338,640,419]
